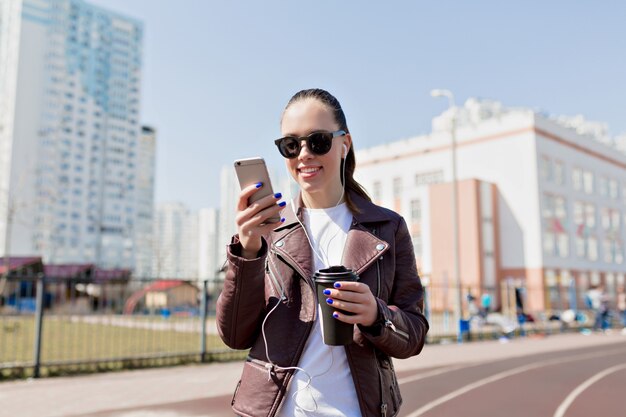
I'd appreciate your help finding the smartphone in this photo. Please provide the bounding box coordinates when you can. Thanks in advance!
[234,157,281,223]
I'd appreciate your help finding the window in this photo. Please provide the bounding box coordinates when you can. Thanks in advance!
[602,239,623,264]
[554,161,565,185]
[410,200,422,223]
[572,168,582,191]
[573,201,599,260]
[588,237,598,261]
[542,194,569,258]
[540,156,552,181]
[609,179,619,200]
[393,177,402,198]
[583,170,594,194]
[415,170,444,186]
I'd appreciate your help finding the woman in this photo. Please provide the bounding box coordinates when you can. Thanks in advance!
[217,88,429,417]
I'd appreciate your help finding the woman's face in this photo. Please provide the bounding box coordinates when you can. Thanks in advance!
[280,99,351,208]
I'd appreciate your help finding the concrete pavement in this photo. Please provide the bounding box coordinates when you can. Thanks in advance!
[1,332,625,417]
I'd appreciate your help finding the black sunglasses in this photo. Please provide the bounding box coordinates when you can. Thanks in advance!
[274,130,346,159]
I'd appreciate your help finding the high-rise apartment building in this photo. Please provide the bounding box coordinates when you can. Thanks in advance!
[0,0,150,270]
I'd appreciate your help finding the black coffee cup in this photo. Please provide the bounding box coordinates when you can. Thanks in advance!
[314,266,359,346]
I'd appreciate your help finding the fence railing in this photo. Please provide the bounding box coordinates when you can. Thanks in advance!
[0,276,242,379]
[1,276,619,379]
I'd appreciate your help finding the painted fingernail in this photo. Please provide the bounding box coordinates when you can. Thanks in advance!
[278,201,287,207]
[274,192,282,199]
[280,217,286,223]
[326,298,333,305]
[334,282,341,288]
[332,312,339,319]
[255,182,263,188]
[323,289,331,295]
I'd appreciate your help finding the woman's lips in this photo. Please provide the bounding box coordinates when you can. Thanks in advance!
[298,166,322,179]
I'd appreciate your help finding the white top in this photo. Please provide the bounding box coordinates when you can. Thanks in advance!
[277,203,362,417]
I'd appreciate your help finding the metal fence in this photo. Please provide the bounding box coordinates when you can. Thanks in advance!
[423,281,620,342]
[0,275,243,380]
[1,275,619,380]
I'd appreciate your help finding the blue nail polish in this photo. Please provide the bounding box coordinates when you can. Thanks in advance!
[280,217,286,222]
[274,192,282,199]
[334,282,341,288]
[326,298,333,304]
[332,312,339,319]
[323,289,331,295]
[255,182,263,188]
[278,201,287,207]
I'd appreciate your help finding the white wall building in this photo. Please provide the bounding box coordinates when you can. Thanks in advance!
[0,0,149,271]
[152,202,197,279]
[198,207,220,282]
[355,98,626,312]
[133,126,156,278]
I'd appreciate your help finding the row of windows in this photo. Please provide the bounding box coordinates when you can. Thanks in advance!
[372,170,445,200]
[542,191,624,262]
[542,194,624,234]
[540,155,625,202]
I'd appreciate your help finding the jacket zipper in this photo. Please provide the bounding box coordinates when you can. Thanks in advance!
[372,227,387,416]
[266,247,316,417]
[384,319,410,340]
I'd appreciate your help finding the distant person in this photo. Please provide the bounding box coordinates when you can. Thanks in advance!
[216,88,429,417]
[617,286,626,334]
[467,292,480,318]
[587,285,610,332]
[480,292,492,318]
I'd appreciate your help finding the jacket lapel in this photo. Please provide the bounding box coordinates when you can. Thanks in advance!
[270,199,314,280]
[342,223,390,276]
[270,190,392,278]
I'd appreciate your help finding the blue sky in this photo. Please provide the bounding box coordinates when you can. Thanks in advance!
[89,0,626,210]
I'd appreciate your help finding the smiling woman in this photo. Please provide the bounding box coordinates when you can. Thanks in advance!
[217,88,429,417]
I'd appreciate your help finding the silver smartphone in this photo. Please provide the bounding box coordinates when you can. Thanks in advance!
[234,157,281,223]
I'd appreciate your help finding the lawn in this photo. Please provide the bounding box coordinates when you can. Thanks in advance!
[0,314,239,371]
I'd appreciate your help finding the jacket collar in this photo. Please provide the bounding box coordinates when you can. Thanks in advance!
[270,190,391,279]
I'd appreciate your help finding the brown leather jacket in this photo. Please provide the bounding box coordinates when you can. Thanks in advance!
[217,191,429,417]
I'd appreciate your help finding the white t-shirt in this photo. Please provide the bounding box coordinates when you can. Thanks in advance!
[277,203,362,417]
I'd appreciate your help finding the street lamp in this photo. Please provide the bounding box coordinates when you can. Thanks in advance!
[430,89,463,343]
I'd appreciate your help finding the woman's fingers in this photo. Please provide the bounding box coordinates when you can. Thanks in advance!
[236,189,284,225]
[237,183,264,212]
[237,198,285,229]
[323,282,378,326]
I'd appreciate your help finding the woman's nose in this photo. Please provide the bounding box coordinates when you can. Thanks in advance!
[297,139,314,160]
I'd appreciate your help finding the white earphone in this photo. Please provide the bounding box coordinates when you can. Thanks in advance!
[342,144,348,158]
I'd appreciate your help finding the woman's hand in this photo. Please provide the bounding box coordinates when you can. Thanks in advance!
[235,183,285,259]
[323,282,378,326]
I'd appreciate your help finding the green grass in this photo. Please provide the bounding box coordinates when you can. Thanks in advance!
[0,315,245,379]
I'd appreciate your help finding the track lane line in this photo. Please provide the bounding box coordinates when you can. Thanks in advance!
[552,363,626,417]
[403,346,626,417]
[396,364,471,385]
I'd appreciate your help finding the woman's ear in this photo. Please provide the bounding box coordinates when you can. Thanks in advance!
[343,134,352,158]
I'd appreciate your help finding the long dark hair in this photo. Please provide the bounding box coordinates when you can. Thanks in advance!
[282,89,372,213]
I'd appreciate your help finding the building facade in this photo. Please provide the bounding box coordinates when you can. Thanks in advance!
[152,202,198,280]
[0,0,150,270]
[355,98,626,313]
[198,207,219,282]
[133,126,156,278]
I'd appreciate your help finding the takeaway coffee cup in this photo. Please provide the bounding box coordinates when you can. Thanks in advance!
[314,266,359,346]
